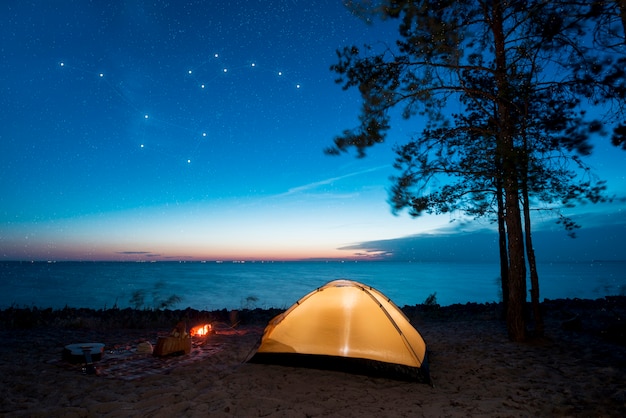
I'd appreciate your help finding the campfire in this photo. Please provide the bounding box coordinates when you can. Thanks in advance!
[190,323,212,337]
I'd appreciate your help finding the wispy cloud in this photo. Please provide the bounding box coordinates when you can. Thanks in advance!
[116,251,152,255]
[277,165,390,198]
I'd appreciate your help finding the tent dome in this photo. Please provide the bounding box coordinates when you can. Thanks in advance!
[249,279,430,383]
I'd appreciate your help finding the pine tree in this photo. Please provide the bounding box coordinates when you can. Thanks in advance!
[329,0,623,341]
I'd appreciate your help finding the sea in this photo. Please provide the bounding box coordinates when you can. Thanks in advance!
[1,260,624,311]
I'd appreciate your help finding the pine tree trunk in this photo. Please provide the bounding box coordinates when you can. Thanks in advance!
[496,181,509,318]
[520,97,544,337]
[492,0,527,341]
[522,177,544,336]
[503,184,527,341]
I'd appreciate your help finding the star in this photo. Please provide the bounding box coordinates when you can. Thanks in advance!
[56,50,303,169]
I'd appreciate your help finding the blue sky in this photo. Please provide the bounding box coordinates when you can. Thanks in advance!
[1,1,625,262]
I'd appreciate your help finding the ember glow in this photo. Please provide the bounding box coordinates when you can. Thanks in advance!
[190,324,212,337]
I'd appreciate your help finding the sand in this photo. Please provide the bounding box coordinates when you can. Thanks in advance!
[0,298,624,417]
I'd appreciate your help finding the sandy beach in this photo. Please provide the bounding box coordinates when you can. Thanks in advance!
[1,298,624,417]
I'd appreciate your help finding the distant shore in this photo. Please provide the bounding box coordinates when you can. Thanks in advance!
[1,296,624,416]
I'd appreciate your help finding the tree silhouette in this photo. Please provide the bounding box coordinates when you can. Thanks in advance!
[329,0,623,341]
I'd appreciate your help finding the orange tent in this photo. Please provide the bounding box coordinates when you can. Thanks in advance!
[249,279,430,383]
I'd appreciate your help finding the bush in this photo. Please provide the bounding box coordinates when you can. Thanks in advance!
[423,292,439,308]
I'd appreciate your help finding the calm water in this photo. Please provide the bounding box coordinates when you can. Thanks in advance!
[1,261,624,311]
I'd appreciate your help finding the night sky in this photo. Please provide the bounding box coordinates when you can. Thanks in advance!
[1,1,625,262]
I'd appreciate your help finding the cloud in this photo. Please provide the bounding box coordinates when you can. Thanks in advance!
[340,229,500,262]
[278,165,390,197]
[116,251,152,255]
[341,219,626,263]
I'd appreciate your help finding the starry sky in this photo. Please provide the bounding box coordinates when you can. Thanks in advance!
[1,1,625,262]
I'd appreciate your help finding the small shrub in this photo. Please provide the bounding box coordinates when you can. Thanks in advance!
[423,292,439,308]
[129,282,182,310]
[242,295,259,310]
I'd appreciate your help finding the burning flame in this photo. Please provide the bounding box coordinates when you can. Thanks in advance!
[190,324,212,337]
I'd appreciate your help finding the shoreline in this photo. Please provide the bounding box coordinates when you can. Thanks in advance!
[1,297,625,416]
[2,296,624,336]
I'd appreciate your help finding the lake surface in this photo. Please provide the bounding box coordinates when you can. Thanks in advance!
[1,260,624,311]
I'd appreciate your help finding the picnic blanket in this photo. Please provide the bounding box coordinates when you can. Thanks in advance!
[51,326,260,380]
